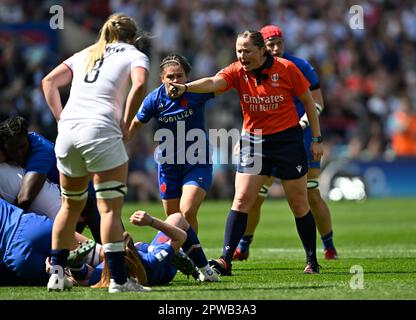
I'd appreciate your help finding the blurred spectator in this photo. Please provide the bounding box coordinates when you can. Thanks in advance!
[0,0,24,23]
[388,95,416,156]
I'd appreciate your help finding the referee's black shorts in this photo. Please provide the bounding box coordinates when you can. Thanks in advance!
[237,124,308,180]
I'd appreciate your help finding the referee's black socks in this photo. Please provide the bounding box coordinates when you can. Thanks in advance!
[222,210,248,263]
[295,210,318,263]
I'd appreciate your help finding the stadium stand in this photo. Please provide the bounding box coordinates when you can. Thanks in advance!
[1,0,415,199]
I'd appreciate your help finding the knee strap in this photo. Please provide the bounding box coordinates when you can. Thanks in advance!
[60,187,89,200]
[258,184,270,198]
[94,181,128,199]
[307,179,319,190]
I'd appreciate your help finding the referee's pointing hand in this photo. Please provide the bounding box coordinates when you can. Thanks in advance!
[167,82,185,98]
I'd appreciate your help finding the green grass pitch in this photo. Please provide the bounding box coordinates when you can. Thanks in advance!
[1,198,415,300]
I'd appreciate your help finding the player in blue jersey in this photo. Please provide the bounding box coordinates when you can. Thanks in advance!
[232,25,338,263]
[0,116,101,243]
[0,197,100,286]
[129,54,215,234]
[85,210,219,287]
[0,197,54,286]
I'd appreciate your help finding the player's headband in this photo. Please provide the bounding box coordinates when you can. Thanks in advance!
[260,25,283,42]
[160,59,180,69]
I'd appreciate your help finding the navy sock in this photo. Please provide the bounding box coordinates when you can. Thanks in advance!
[105,250,127,285]
[222,210,248,263]
[50,249,69,268]
[71,264,89,279]
[182,226,208,268]
[88,209,102,244]
[238,235,253,251]
[295,211,317,263]
[321,230,335,250]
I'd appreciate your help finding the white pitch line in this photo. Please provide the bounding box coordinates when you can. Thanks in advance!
[201,247,416,257]
[260,248,416,253]
[203,248,416,252]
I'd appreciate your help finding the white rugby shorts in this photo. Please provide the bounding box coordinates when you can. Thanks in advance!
[55,121,128,177]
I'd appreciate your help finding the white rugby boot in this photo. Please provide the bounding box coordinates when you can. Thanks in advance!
[108,278,152,293]
[198,266,220,282]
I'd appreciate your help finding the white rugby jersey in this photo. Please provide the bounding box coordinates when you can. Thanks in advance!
[0,163,61,219]
[60,42,149,132]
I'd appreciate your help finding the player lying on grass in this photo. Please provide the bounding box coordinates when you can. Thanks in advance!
[74,210,219,288]
[0,197,101,286]
[0,161,103,249]
[0,195,217,287]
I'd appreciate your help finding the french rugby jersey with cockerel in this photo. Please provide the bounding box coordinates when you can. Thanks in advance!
[217,57,310,135]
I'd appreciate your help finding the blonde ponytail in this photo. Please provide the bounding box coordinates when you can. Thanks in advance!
[85,20,110,73]
[85,13,138,73]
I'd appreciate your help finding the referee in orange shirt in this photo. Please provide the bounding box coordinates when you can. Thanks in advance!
[169,30,323,275]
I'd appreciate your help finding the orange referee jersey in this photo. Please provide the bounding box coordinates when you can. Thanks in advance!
[217,57,310,135]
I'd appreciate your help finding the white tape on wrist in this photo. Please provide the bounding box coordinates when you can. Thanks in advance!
[315,102,323,115]
[299,103,323,129]
[299,113,309,129]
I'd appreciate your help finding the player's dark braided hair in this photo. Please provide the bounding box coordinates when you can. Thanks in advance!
[160,54,192,76]
[0,116,29,150]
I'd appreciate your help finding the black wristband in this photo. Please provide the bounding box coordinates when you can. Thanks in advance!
[184,84,188,94]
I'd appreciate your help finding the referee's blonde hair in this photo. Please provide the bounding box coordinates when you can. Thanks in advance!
[85,13,138,73]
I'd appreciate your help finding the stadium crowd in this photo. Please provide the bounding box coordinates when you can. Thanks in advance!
[1,0,416,201]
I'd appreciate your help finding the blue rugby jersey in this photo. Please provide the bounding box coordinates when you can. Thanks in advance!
[282,53,321,168]
[89,241,177,286]
[26,132,59,184]
[136,84,215,165]
[0,198,54,284]
[283,52,320,118]
[137,242,176,286]
[0,199,23,262]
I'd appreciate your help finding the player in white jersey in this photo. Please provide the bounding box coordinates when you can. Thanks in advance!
[0,162,61,219]
[0,132,57,220]
[41,13,150,293]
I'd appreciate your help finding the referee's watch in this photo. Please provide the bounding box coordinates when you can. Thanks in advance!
[312,136,323,143]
